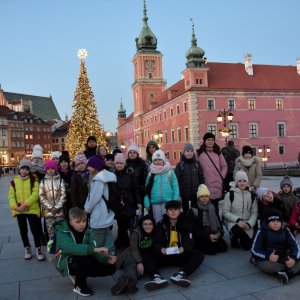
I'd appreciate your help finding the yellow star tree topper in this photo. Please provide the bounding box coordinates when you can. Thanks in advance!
[66,49,106,159]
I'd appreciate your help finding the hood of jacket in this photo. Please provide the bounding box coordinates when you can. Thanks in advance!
[138,213,156,230]
[52,218,68,231]
[93,169,117,183]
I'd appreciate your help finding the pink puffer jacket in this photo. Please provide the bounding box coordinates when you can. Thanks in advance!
[195,148,228,200]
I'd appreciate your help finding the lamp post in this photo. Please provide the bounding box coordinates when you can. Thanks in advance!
[154,130,163,148]
[258,144,271,170]
[217,109,234,145]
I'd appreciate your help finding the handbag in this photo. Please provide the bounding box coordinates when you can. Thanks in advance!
[204,151,227,199]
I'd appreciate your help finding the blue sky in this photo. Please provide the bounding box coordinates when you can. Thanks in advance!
[1,0,299,131]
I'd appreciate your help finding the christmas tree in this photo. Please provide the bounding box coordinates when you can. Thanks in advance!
[66,49,106,159]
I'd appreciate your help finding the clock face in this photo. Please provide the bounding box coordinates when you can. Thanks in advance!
[146,60,155,70]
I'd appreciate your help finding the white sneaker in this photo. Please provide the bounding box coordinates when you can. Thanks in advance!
[25,246,32,260]
[144,275,168,291]
[36,247,45,261]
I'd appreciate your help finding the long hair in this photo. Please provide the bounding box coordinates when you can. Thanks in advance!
[96,145,107,155]
[19,167,36,193]
[146,144,159,164]
[197,142,221,156]
[88,170,100,189]
[145,173,156,200]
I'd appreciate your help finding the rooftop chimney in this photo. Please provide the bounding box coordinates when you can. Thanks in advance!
[297,57,300,75]
[244,54,253,76]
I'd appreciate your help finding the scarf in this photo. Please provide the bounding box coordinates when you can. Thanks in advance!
[150,161,171,175]
[78,170,91,184]
[183,157,194,164]
[60,168,69,173]
[239,155,254,167]
[31,160,46,174]
[197,200,223,234]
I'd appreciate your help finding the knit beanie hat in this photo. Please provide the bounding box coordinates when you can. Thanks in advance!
[87,154,105,171]
[19,158,32,171]
[256,188,269,201]
[105,154,114,161]
[59,154,70,164]
[87,136,97,142]
[197,184,210,198]
[235,170,249,184]
[280,175,293,190]
[51,151,60,159]
[203,132,215,143]
[146,140,159,154]
[242,146,253,157]
[62,151,69,157]
[45,160,58,173]
[152,150,165,161]
[265,209,283,224]
[114,153,126,165]
[127,144,139,156]
[112,147,122,156]
[183,143,194,153]
[32,145,43,159]
[75,151,87,166]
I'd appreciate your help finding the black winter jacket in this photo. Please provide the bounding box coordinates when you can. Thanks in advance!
[175,157,205,200]
[58,169,73,210]
[70,170,89,210]
[33,171,45,183]
[115,166,142,218]
[257,194,289,223]
[84,146,96,159]
[126,157,148,196]
[154,213,194,253]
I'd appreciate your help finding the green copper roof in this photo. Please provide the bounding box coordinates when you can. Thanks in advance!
[135,0,161,54]
[185,26,206,68]
[118,98,126,113]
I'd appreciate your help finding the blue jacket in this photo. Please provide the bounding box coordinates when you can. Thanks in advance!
[144,169,179,207]
[84,169,116,229]
[251,220,300,262]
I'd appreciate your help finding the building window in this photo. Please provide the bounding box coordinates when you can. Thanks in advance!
[196,79,198,84]
[159,113,161,121]
[11,131,14,137]
[147,129,149,138]
[185,127,189,141]
[43,128,46,132]
[252,147,257,156]
[144,130,146,138]
[48,144,50,149]
[62,138,64,142]
[208,125,217,137]
[249,124,257,138]
[229,125,237,139]
[177,105,180,115]
[25,135,28,139]
[155,115,157,123]
[44,144,47,149]
[25,127,28,131]
[279,145,285,155]
[11,141,15,147]
[173,150,176,160]
[164,111,166,120]
[179,150,182,158]
[47,128,50,132]
[20,132,23,137]
[148,73,153,79]
[248,99,255,110]
[228,99,235,110]
[207,99,215,110]
[24,119,27,123]
[30,144,33,149]
[178,129,181,142]
[276,100,283,110]
[26,144,29,149]
[30,135,33,139]
[147,118,148,123]
[278,123,285,137]
[52,139,55,143]
[29,119,33,123]
[15,132,19,138]
[150,93,155,97]
[171,130,175,143]
[184,102,187,112]
[151,117,153,124]
[37,135,40,139]
[56,139,58,143]
[48,135,50,139]
[170,108,173,117]
[16,141,19,147]
[21,141,24,147]
[165,132,168,143]
[30,127,33,131]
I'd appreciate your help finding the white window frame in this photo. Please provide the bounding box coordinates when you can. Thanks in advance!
[150,93,155,98]
[176,104,180,115]
[173,149,177,160]
[207,98,215,111]
[159,113,161,121]
[277,121,286,137]
[170,107,173,117]
[164,110,166,120]
[164,130,168,144]
[228,98,235,110]
[279,144,285,155]
[184,125,189,141]
[229,123,239,139]
[248,98,256,110]
[251,146,258,157]
[183,101,187,112]
[249,122,258,138]
[207,123,217,139]
[171,129,175,143]
[276,98,283,110]
[177,127,181,142]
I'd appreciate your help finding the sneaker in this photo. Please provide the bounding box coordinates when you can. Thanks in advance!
[170,271,191,287]
[111,274,128,296]
[276,272,289,284]
[127,274,139,294]
[144,275,168,291]
[230,238,240,249]
[36,247,45,261]
[73,285,93,297]
[24,246,32,260]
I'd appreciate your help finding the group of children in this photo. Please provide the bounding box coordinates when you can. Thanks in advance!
[7,134,300,297]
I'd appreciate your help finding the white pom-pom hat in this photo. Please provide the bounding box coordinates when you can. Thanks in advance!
[32,144,43,159]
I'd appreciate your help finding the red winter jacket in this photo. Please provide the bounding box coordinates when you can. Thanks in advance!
[290,203,300,234]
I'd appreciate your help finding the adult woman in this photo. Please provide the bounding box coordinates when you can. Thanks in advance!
[114,153,142,250]
[195,133,227,217]
[233,146,262,192]
[84,136,97,159]
[96,145,107,158]
[144,141,169,173]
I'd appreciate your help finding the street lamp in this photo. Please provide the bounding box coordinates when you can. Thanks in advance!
[258,144,271,169]
[217,109,234,145]
[154,130,163,148]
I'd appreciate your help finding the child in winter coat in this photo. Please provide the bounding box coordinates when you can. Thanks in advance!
[256,188,290,224]
[144,150,179,223]
[187,184,227,255]
[84,154,116,253]
[39,160,66,239]
[114,153,142,250]
[142,201,204,290]
[104,153,115,172]
[31,145,46,182]
[8,158,45,261]
[233,145,262,192]
[278,175,299,218]
[53,208,117,297]
[51,151,60,165]
[252,209,300,284]
[175,143,205,214]
[112,214,157,295]
[144,141,169,173]
[223,171,258,250]
[70,151,89,210]
[289,203,300,244]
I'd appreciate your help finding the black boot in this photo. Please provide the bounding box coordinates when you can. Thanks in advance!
[230,237,240,249]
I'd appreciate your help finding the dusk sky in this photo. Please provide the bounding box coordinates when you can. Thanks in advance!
[1,0,299,131]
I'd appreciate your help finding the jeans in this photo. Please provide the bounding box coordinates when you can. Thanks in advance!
[194,237,228,255]
[92,227,115,253]
[122,254,140,279]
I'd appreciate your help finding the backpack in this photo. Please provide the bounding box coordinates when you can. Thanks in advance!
[191,207,198,218]
[101,181,122,214]
[46,232,60,263]
[149,169,172,184]
[179,161,200,175]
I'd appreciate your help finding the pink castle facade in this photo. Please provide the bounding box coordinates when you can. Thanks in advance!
[117,1,300,167]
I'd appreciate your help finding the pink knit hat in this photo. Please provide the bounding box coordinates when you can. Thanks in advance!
[75,151,87,166]
[45,160,58,173]
[127,144,139,156]
[115,153,126,165]
[19,158,33,171]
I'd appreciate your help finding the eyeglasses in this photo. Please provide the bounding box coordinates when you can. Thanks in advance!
[142,223,153,227]
[263,191,271,200]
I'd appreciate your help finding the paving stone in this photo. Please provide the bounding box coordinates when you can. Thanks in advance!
[0,236,9,244]
[0,282,19,300]
[226,295,258,300]
[9,234,34,243]
[134,290,189,300]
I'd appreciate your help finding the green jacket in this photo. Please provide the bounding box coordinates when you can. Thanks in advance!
[8,175,40,218]
[53,219,109,277]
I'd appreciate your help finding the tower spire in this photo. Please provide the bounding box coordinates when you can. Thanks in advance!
[191,23,197,47]
[118,97,126,118]
[142,0,148,26]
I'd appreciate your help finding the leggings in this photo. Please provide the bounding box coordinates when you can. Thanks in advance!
[45,216,64,239]
[16,214,42,248]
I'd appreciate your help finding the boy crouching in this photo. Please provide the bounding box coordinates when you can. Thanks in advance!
[53,207,117,297]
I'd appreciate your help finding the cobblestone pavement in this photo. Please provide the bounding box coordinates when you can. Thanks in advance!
[0,174,300,299]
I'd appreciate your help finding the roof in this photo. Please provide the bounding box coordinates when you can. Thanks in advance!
[52,120,70,136]
[3,92,61,120]
[117,112,134,128]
